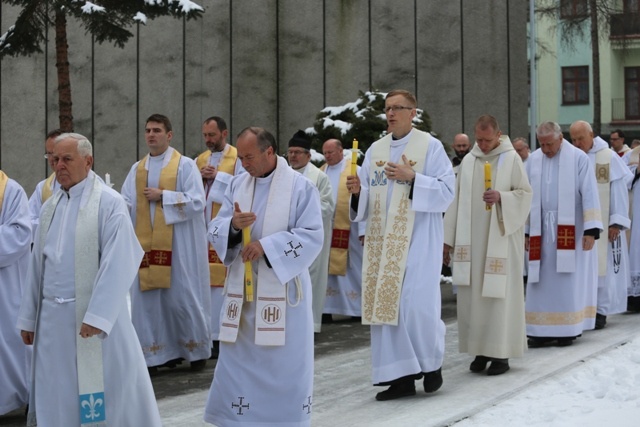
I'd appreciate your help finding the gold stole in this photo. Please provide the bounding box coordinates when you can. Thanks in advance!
[41,173,56,203]
[595,148,612,277]
[321,162,350,275]
[135,150,181,291]
[362,133,429,325]
[200,146,238,287]
[0,170,7,212]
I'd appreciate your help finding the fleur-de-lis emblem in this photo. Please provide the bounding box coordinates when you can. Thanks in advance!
[376,160,386,167]
[80,392,106,422]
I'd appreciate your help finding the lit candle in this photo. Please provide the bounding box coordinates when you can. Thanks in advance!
[242,227,254,302]
[351,139,358,176]
[105,173,111,187]
[484,162,492,211]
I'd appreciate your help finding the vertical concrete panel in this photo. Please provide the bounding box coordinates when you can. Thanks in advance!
[462,1,510,134]
[92,32,138,188]
[186,0,232,157]
[0,4,47,194]
[417,1,463,144]
[325,0,370,107]
[138,16,185,156]
[64,18,93,139]
[231,0,277,136]
[370,0,415,92]
[278,0,324,147]
[508,0,529,139]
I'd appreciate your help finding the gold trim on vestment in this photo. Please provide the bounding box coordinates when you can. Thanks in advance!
[199,146,238,287]
[525,306,597,325]
[0,170,8,212]
[135,149,181,291]
[41,173,56,203]
[321,162,350,275]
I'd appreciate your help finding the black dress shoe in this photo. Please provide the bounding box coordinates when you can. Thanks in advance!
[527,337,552,348]
[595,313,607,330]
[423,368,443,393]
[322,313,333,324]
[555,337,574,347]
[470,356,490,373]
[210,340,220,360]
[487,359,510,376]
[375,381,416,401]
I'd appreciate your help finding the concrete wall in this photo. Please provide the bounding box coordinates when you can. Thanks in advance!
[0,0,527,194]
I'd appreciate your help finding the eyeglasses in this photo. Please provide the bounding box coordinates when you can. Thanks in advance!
[384,106,414,113]
[610,137,622,141]
[287,149,307,156]
[44,152,54,159]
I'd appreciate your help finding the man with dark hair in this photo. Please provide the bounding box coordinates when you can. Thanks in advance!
[610,129,630,157]
[444,115,532,376]
[196,116,244,358]
[121,114,211,372]
[348,89,455,400]
[204,127,323,426]
[28,129,63,238]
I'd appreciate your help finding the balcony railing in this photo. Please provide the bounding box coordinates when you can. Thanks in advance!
[611,97,640,122]
[610,13,640,38]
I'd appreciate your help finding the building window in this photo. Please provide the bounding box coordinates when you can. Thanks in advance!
[560,0,588,19]
[562,66,589,105]
[625,67,640,120]
[624,0,640,14]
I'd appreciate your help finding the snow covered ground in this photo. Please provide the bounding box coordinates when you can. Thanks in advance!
[155,313,640,427]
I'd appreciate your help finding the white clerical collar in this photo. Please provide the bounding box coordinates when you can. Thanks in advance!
[390,129,414,147]
[64,177,88,198]
[293,163,309,174]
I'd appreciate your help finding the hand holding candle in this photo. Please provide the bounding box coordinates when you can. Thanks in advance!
[242,227,254,302]
[484,162,492,211]
[351,139,358,176]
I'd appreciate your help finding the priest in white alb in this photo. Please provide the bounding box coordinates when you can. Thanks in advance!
[348,89,455,401]
[17,133,161,427]
[526,122,603,347]
[121,114,211,371]
[321,138,365,320]
[204,127,323,426]
[570,121,632,329]
[287,130,334,333]
[623,146,640,311]
[196,116,244,357]
[444,115,532,376]
[0,170,31,416]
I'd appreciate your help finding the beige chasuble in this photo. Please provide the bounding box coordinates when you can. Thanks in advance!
[0,170,7,211]
[41,173,56,203]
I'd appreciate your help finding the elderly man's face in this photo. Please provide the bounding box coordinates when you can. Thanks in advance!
[322,140,343,166]
[45,137,56,170]
[287,147,311,169]
[513,141,530,161]
[237,132,275,177]
[538,133,563,158]
[53,138,93,190]
[570,125,593,153]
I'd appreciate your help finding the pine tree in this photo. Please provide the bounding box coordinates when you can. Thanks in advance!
[0,0,203,131]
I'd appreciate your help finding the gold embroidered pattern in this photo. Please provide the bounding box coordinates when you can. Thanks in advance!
[453,245,471,262]
[484,257,507,275]
[374,194,410,323]
[363,193,383,322]
[526,306,596,325]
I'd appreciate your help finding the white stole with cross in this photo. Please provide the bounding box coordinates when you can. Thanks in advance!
[219,157,294,345]
[361,131,429,325]
[453,142,517,298]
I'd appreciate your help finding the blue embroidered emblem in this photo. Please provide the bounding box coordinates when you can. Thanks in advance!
[371,170,388,187]
[79,392,106,424]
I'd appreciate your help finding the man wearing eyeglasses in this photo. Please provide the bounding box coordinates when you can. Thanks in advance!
[28,129,63,239]
[347,89,455,401]
[610,129,631,157]
[287,130,335,333]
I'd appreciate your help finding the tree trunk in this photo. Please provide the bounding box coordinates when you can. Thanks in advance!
[55,10,73,132]
[589,0,601,136]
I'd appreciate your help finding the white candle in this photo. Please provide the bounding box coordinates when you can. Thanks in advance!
[105,173,111,187]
